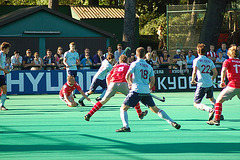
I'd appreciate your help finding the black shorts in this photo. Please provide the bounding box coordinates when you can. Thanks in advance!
[123,91,155,107]
[89,78,107,92]
[0,75,6,87]
[194,86,214,103]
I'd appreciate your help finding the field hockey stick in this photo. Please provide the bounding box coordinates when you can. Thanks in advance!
[123,47,131,54]
[151,94,165,102]
[90,100,95,105]
[191,81,219,85]
[59,64,77,70]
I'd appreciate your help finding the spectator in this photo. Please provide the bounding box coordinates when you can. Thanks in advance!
[145,52,153,67]
[5,57,12,70]
[80,52,93,69]
[11,50,22,70]
[160,50,171,68]
[43,49,56,70]
[104,46,113,58]
[237,44,240,59]
[173,49,188,75]
[31,52,43,70]
[186,49,196,66]
[80,48,92,61]
[215,51,226,64]
[151,50,160,69]
[146,46,152,55]
[93,50,105,66]
[127,52,137,64]
[114,44,125,62]
[207,44,218,62]
[22,49,34,70]
[55,46,64,68]
[217,42,228,59]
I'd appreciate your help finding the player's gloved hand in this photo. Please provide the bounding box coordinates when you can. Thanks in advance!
[220,82,226,88]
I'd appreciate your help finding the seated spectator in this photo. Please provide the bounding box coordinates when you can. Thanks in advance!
[80,53,92,69]
[216,51,226,64]
[217,42,228,59]
[5,57,12,70]
[151,50,160,69]
[160,50,170,68]
[127,52,137,64]
[145,52,153,67]
[146,46,152,54]
[207,44,218,62]
[173,49,188,75]
[22,49,34,70]
[11,50,22,70]
[54,46,64,68]
[43,49,56,70]
[80,48,92,61]
[31,52,43,70]
[93,50,105,66]
[186,49,196,67]
[114,44,125,62]
[104,46,113,58]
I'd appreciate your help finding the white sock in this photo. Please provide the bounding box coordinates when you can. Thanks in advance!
[1,94,6,107]
[210,100,216,108]
[79,92,89,101]
[99,89,106,99]
[158,110,173,125]
[120,107,129,128]
[195,103,212,112]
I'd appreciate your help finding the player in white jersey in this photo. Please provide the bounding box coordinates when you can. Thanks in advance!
[0,42,11,111]
[63,42,80,97]
[78,53,115,106]
[116,47,181,132]
[191,43,218,121]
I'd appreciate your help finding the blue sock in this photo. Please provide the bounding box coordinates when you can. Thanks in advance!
[99,89,106,99]
[1,94,6,107]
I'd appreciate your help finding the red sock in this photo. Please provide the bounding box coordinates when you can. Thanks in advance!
[134,103,142,116]
[214,103,222,121]
[88,101,103,116]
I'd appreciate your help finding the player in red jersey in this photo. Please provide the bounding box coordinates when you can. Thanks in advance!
[207,46,240,126]
[84,55,148,121]
[60,75,90,107]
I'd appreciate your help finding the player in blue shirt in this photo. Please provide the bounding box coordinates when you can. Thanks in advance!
[0,42,11,110]
[116,47,181,132]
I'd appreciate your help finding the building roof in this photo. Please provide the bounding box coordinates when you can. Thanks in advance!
[71,6,139,19]
[0,5,114,38]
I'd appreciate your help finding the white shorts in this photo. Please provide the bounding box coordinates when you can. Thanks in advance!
[176,61,187,66]
[103,82,129,99]
[217,86,240,102]
[59,95,74,104]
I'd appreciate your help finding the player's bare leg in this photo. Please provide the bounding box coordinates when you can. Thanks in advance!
[149,106,181,129]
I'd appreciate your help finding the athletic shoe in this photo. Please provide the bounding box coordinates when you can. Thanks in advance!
[0,106,8,110]
[139,110,148,120]
[208,109,215,121]
[115,127,131,132]
[96,97,102,101]
[78,100,85,106]
[220,115,224,120]
[84,114,91,121]
[171,122,181,129]
[207,119,220,126]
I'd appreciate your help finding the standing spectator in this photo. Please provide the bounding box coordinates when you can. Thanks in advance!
[11,51,22,70]
[207,45,218,62]
[80,52,93,69]
[114,44,125,62]
[157,25,165,49]
[43,49,56,70]
[160,50,171,68]
[31,52,43,70]
[55,46,64,68]
[186,49,196,67]
[145,52,153,67]
[151,50,160,69]
[127,52,137,64]
[104,46,113,58]
[217,42,228,59]
[80,48,91,61]
[173,49,188,75]
[0,42,11,110]
[93,50,105,66]
[22,49,34,70]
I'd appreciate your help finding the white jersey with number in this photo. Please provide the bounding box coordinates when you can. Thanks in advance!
[0,51,6,75]
[64,50,79,71]
[192,55,216,88]
[93,59,112,80]
[128,58,154,93]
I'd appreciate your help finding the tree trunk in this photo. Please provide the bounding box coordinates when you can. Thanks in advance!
[199,0,227,49]
[122,0,136,55]
[48,0,58,11]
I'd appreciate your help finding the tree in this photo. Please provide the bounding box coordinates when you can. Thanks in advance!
[48,0,59,10]
[122,0,136,53]
[199,0,227,49]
